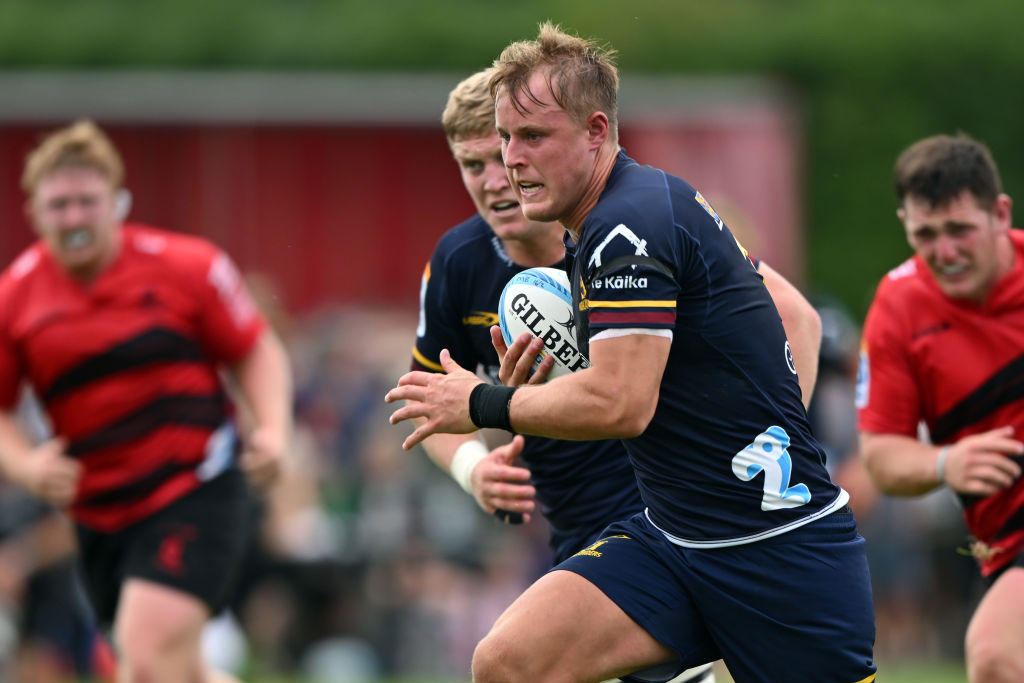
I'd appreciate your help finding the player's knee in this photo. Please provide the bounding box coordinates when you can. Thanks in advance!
[116,655,161,683]
[965,635,1024,683]
[472,633,528,683]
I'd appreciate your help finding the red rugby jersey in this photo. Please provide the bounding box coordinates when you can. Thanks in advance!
[0,224,265,531]
[858,229,1024,576]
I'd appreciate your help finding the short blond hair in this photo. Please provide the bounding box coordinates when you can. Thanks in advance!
[442,68,498,144]
[22,120,124,195]
[490,22,619,143]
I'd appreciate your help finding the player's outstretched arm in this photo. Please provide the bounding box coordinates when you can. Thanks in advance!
[388,334,669,447]
[861,427,1024,497]
[759,262,822,409]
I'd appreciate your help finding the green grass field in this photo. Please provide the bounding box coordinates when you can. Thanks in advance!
[713,658,965,683]
[246,658,967,682]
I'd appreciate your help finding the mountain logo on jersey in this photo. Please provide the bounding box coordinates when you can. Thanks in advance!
[732,426,811,511]
[694,191,724,230]
[587,224,648,269]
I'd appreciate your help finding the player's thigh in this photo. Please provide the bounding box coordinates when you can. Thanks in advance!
[482,568,675,677]
[966,565,1024,669]
[115,577,210,651]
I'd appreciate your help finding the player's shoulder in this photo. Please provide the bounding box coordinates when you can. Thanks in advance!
[433,214,506,269]
[124,223,216,257]
[0,242,48,297]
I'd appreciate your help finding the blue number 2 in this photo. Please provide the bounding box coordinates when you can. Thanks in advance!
[731,426,811,511]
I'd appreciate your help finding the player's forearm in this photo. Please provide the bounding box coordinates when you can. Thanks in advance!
[419,426,482,473]
[0,412,35,487]
[860,431,943,496]
[232,330,294,445]
[509,370,654,440]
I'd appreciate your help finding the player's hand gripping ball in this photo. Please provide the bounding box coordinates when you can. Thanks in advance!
[498,267,589,380]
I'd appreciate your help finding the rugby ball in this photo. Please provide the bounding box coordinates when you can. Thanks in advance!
[498,267,589,380]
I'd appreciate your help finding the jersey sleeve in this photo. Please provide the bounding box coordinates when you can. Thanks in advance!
[186,245,266,364]
[411,249,471,373]
[580,219,680,336]
[0,312,22,410]
[856,283,921,437]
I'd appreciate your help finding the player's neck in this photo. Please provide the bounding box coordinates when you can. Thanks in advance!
[562,144,619,240]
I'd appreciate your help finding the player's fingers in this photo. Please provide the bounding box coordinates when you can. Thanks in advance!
[490,325,509,358]
[973,452,1023,476]
[385,385,427,407]
[527,355,554,384]
[439,349,466,375]
[402,425,431,451]
[486,464,533,484]
[488,488,536,510]
[499,333,532,384]
[509,337,544,386]
[491,434,526,461]
[393,371,433,389]
[388,403,425,426]
[990,437,1024,457]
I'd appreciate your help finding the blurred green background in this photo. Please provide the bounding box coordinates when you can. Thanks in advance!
[2,0,1022,317]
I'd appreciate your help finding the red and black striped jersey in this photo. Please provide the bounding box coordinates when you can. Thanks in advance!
[0,224,265,531]
[859,229,1024,576]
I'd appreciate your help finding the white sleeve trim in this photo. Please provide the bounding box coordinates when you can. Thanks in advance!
[590,328,674,343]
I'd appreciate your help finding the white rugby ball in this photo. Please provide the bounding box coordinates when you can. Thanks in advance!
[498,267,589,380]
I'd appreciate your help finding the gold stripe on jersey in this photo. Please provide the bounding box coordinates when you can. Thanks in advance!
[412,346,443,372]
[580,299,676,311]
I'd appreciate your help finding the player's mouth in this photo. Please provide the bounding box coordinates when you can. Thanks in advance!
[59,228,94,251]
[491,199,520,215]
[936,262,968,280]
[518,181,544,198]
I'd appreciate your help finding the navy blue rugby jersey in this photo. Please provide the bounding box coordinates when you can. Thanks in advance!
[412,213,642,561]
[566,151,847,547]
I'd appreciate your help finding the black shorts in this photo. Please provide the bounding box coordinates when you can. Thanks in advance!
[985,546,1024,588]
[75,469,253,625]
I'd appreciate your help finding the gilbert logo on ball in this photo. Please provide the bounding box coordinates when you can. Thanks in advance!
[498,267,589,379]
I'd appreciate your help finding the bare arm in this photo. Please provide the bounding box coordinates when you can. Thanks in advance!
[229,329,294,487]
[860,427,1023,497]
[418,428,536,520]
[759,262,822,409]
[0,411,80,507]
[387,332,669,449]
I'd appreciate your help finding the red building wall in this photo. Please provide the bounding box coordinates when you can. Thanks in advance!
[0,81,800,316]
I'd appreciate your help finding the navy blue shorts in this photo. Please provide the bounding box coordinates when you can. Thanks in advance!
[556,508,876,683]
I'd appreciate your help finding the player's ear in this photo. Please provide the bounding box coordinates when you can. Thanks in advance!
[585,111,609,149]
[114,188,132,221]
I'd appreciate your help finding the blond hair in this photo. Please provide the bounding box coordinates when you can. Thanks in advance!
[442,68,499,144]
[490,22,619,143]
[22,120,124,194]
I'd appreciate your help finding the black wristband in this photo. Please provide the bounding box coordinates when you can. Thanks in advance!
[469,384,517,431]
